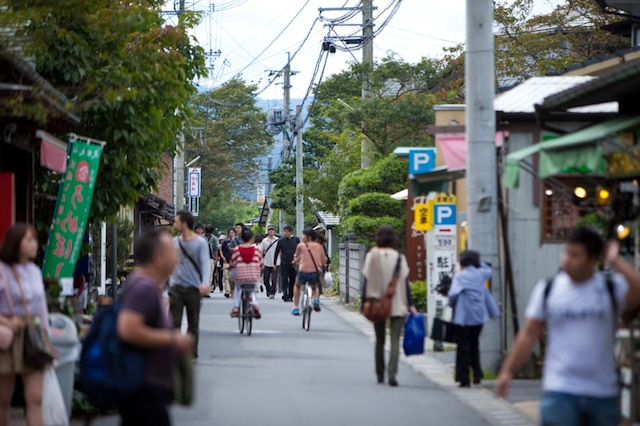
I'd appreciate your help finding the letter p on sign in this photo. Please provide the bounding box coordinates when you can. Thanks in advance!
[409,149,435,175]
[434,204,457,225]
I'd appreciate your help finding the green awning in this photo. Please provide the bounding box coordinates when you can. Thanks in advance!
[503,115,640,188]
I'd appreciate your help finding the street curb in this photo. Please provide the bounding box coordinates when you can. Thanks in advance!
[323,298,536,426]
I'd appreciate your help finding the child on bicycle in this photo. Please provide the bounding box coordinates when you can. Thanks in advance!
[229,227,263,319]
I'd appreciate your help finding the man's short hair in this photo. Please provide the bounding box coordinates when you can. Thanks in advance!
[283,225,293,232]
[195,223,204,232]
[176,210,195,231]
[235,222,245,228]
[134,229,167,265]
[459,250,481,268]
[567,226,604,259]
[205,224,214,233]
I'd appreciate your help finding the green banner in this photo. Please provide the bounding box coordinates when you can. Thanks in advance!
[42,141,103,280]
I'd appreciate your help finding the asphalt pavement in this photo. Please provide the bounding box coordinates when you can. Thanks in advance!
[12,291,538,426]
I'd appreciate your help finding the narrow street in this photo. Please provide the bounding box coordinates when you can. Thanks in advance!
[41,292,535,426]
[171,293,512,426]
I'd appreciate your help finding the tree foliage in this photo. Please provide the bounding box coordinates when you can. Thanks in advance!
[0,0,207,220]
[494,0,628,82]
[197,190,262,236]
[337,155,407,244]
[187,79,273,198]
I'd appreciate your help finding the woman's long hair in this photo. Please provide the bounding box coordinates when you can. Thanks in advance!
[0,223,37,265]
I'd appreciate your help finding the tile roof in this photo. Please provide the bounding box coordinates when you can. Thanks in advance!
[494,76,618,114]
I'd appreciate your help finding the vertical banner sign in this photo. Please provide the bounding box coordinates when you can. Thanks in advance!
[257,183,266,204]
[426,192,457,349]
[188,168,201,197]
[42,141,104,280]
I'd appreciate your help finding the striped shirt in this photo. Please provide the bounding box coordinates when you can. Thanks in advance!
[230,246,263,283]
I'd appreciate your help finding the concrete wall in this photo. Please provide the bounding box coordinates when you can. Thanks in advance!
[504,131,563,344]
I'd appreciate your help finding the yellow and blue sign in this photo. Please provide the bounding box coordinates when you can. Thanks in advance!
[409,148,436,175]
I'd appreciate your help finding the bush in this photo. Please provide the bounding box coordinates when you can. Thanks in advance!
[348,192,404,218]
[410,280,427,313]
[344,215,405,248]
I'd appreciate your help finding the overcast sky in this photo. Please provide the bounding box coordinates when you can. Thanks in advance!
[166,0,562,100]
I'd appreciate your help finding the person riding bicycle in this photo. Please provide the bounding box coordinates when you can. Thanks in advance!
[291,228,327,316]
[229,228,263,319]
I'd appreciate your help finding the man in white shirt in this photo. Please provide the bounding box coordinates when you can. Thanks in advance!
[261,225,280,299]
[496,226,640,426]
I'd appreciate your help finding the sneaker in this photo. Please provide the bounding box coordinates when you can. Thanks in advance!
[313,300,321,312]
[291,308,300,316]
[224,293,230,298]
[269,294,275,299]
[260,285,264,293]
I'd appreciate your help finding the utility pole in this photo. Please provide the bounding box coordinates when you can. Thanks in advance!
[465,0,502,371]
[361,0,374,168]
[295,105,304,236]
[283,53,292,161]
[174,0,187,211]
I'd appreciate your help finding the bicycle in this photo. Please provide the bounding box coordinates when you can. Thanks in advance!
[300,280,314,331]
[238,283,256,336]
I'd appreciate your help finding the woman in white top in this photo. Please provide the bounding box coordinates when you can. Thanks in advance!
[0,223,53,426]
[362,226,417,387]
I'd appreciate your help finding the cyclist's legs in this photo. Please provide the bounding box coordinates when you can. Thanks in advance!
[312,284,320,301]
[292,279,301,308]
[233,282,242,308]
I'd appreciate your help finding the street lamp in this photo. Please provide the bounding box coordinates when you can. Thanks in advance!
[185,155,201,168]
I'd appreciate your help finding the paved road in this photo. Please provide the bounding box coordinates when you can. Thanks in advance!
[12,291,534,426]
[171,293,492,426]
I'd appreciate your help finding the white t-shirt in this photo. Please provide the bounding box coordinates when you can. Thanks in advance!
[525,271,628,398]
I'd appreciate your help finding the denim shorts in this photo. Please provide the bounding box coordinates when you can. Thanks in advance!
[541,391,620,426]
[297,271,319,285]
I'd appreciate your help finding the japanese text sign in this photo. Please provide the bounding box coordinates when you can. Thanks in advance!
[414,203,433,231]
[42,141,103,280]
[188,167,201,197]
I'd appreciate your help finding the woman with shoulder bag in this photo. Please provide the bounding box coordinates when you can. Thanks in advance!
[0,223,54,426]
[362,226,418,387]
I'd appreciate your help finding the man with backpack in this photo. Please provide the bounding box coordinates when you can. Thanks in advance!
[169,210,210,363]
[496,226,640,426]
[117,228,193,425]
[261,224,280,299]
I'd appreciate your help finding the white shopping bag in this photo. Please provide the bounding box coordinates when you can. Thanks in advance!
[42,368,69,426]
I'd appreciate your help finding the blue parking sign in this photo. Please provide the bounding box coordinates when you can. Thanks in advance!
[434,204,456,225]
[409,148,436,175]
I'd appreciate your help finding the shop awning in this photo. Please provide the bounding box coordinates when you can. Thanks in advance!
[503,115,640,188]
[411,165,466,183]
[36,130,68,173]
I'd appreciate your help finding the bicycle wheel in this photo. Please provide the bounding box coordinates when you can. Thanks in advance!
[247,306,253,336]
[303,307,311,331]
[301,287,308,329]
[239,293,246,335]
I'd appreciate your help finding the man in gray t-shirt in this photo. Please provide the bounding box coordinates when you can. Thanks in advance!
[497,227,640,426]
[169,211,210,362]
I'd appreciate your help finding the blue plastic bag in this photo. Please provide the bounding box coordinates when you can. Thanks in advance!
[403,313,425,356]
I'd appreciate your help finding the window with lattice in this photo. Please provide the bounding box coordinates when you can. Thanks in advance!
[541,181,586,242]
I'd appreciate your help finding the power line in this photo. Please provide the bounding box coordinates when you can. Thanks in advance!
[252,17,320,97]
[230,0,313,79]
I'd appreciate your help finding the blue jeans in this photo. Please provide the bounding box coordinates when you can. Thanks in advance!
[541,391,620,426]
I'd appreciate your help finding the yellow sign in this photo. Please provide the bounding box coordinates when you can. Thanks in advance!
[415,203,433,231]
[433,193,456,204]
